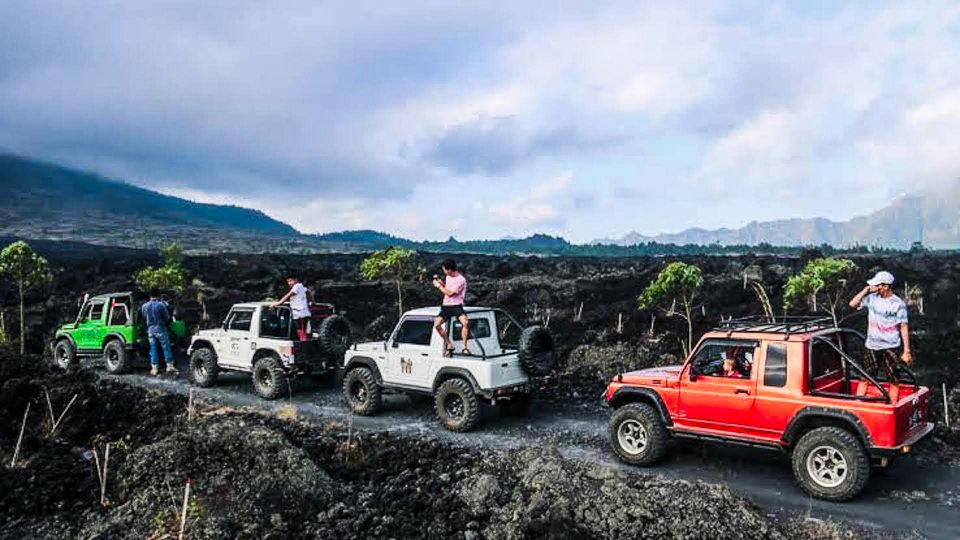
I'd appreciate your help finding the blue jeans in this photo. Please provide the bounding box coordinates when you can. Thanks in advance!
[148,327,174,368]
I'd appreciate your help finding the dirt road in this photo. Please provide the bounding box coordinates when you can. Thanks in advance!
[108,369,960,540]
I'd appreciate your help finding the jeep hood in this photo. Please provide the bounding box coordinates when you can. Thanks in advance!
[351,341,386,354]
[619,365,683,385]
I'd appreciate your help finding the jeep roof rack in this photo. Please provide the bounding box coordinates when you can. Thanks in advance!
[714,315,834,335]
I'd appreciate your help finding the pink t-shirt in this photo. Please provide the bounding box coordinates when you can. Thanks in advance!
[443,274,467,306]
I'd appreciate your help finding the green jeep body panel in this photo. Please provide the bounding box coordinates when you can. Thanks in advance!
[54,292,188,354]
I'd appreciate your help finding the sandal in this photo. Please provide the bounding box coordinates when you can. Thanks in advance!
[460,348,472,355]
[444,346,455,357]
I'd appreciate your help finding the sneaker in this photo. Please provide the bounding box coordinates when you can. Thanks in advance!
[166,365,179,374]
[149,367,159,376]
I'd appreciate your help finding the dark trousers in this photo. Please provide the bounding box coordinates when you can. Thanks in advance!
[864,347,900,381]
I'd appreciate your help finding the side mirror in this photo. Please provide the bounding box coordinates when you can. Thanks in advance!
[613,361,625,383]
[688,365,699,382]
[382,332,390,340]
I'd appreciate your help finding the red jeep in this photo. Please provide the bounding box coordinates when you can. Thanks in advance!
[604,317,934,501]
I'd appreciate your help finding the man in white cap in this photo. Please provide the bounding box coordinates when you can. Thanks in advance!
[848,271,912,374]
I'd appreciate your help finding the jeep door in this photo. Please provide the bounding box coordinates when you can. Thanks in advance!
[219,308,256,369]
[105,297,134,343]
[75,299,107,350]
[384,316,434,386]
[677,339,758,434]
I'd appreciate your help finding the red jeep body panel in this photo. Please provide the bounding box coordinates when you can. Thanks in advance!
[605,328,932,454]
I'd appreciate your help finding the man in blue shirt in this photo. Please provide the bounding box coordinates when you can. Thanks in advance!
[141,290,175,376]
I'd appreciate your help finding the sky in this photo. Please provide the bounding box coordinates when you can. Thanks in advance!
[2,1,960,242]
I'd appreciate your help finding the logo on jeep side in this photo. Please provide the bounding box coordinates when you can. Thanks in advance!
[401,357,413,374]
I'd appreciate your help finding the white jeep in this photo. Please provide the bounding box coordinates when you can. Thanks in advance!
[187,302,352,399]
[341,307,556,432]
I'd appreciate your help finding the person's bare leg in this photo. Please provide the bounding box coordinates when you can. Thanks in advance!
[435,317,453,352]
[459,313,471,353]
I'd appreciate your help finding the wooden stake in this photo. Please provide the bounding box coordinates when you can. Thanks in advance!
[101,443,111,506]
[44,390,56,432]
[178,479,192,540]
[616,313,623,334]
[944,384,951,426]
[11,401,30,467]
[188,388,194,422]
[51,394,78,436]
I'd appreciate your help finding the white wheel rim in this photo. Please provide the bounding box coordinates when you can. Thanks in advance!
[806,445,848,488]
[617,419,648,455]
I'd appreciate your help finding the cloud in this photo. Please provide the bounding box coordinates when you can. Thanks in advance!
[482,171,574,228]
[3,1,960,242]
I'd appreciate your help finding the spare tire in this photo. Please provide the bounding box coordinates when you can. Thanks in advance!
[318,315,352,361]
[518,326,556,377]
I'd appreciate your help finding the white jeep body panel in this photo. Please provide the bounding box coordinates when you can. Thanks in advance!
[189,303,305,373]
[344,307,530,396]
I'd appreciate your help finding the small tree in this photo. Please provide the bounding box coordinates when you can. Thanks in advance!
[637,262,704,356]
[360,247,418,317]
[136,242,188,294]
[783,258,857,327]
[0,241,54,354]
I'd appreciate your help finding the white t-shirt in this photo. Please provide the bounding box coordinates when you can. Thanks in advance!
[290,283,310,319]
[859,293,908,350]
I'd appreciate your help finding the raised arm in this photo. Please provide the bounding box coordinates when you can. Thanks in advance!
[848,285,873,309]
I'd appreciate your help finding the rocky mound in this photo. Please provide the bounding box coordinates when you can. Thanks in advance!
[2,354,856,539]
[460,447,784,539]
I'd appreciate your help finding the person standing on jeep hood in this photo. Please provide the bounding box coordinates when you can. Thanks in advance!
[141,290,176,376]
[433,259,470,355]
[272,275,312,341]
[849,270,912,374]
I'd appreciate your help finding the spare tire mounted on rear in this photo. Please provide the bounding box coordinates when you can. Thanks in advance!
[517,325,556,377]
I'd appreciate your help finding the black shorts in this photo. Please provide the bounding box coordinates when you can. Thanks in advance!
[438,304,465,321]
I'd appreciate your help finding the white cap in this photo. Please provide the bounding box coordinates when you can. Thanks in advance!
[866,270,895,286]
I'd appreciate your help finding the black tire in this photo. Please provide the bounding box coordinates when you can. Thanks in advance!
[342,367,382,416]
[103,340,130,374]
[318,315,352,362]
[609,402,670,466]
[53,340,77,370]
[189,347,219,387]
[517,326,556,377]
[435,378,481,432]
[252,355,288,400]
[500,392,534,418]
[791,426,870,501]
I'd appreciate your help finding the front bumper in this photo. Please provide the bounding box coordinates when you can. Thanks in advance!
[869,422,935,458]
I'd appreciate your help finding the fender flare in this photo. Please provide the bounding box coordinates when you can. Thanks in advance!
[781,406,873,448]
[607,387,673,426]
[189,339,216,355]
[54,333,77,350]
[101,333,128,349]
[344,355,383,384]
[432,367,483,395]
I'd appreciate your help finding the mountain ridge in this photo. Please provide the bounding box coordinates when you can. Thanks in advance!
[595,191,957,249]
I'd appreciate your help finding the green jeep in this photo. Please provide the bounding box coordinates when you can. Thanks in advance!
[52,291,188,373]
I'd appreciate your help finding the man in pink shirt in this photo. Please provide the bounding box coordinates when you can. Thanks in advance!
[433,258,470,355]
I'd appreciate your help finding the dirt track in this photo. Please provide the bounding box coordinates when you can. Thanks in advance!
[111,362,960,540]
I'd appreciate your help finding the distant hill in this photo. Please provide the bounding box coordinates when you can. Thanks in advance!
[596,188,960,249]
[0,153,935,256]
[0,154,316,252]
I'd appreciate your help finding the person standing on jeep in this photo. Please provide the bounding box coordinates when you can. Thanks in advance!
[433,259,470,355]
[848,270,912,375]
[141,290,176,376]
[272,275,312,341]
